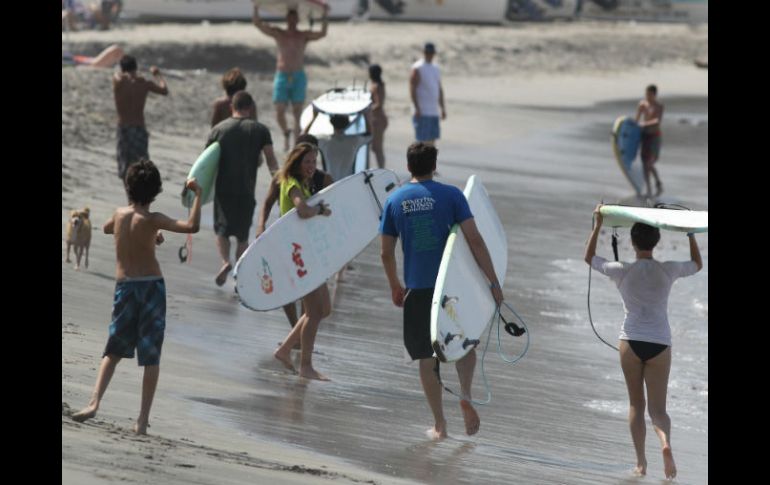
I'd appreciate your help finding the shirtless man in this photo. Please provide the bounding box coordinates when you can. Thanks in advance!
[253,4,329,152]
[635,84,664,198]
[113,55,168,180]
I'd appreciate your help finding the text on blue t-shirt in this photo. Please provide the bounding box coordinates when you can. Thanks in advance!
[379,180,473,289]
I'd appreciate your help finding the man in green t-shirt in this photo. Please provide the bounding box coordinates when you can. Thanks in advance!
[206,91,279,286]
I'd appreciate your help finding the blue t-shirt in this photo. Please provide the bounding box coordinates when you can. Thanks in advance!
[379,180,473,289]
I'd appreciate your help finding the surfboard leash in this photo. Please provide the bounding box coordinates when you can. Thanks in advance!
[434,301,530,406]
[178,207,193,264]
[587,212,620,352]
[363,171,385,217]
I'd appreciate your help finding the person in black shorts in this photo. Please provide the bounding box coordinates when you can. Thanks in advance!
[379,143,503,440]
[206,91,279,286]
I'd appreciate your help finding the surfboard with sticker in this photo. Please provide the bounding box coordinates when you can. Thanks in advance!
[431,175,508,363]
[234,168,399,311]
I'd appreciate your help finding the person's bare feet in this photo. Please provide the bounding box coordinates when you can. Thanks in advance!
[655,181,664,197]
[278,341,302,350]
[133,420,149,435]
[299,365,330,381]
[632,462,647,477]
[215,262,232,287]
[460,399,480,435]
[72,404,97,423]
[662,445,676,480]
[274,348,296,372]
[425,419,447,440]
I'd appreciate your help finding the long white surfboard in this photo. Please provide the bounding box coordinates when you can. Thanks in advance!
[600,205,708,233]
[431,175,507,363]
[234,168,399,311]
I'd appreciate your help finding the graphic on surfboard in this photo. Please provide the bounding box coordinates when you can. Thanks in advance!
[431,175,508,363]
[611,116,645,196]
[234,168,399,311]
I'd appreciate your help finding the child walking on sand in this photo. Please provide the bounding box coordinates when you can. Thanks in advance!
[72,160,202,434]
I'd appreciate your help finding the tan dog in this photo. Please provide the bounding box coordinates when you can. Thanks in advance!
[66,207,92,270]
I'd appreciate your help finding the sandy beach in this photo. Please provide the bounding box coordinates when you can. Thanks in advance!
[62,19,708,484]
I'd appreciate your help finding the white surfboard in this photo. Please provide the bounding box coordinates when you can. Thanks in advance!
[312,87,371,116]
[431,175,507,363]
[600,205,708,233]
[234,168,399,311]
[300,87,372,136]
[254,0,328,20]
[301,86,372,179]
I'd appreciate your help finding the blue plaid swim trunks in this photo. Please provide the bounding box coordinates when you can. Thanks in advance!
[103,276,166,366]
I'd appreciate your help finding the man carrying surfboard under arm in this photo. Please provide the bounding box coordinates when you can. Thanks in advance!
[207,91,279,287]
[379,142,503,440]
[635,84,665,198]
[253,3,329,152]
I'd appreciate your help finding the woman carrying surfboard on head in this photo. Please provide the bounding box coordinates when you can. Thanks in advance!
[584,204,703,480]
[273,142,333,381]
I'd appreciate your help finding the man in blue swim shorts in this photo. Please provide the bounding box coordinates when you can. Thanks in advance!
[253,4,329,152]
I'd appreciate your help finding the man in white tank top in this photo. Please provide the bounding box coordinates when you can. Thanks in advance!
[409,42,445,145]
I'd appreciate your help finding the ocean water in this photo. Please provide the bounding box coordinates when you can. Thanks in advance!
[168,95,708,484]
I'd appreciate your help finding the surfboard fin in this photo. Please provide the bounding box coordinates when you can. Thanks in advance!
[462,338,480,350]
[443,332,458,345]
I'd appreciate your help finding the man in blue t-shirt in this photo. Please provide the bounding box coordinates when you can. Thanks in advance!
[379,142,504,440]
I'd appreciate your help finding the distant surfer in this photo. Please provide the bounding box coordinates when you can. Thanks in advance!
[253,3,330,152]
[210,67,248,127]
[368,64,388,168]
[113,54,169,180]
[379,142,504,439]
[410,42,446,146]
[584,204,703,480]
[635,84,664,198]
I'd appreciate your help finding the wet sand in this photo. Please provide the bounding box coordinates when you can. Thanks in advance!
[63,20,707,484]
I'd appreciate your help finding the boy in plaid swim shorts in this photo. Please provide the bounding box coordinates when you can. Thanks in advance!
[72,160,202,434]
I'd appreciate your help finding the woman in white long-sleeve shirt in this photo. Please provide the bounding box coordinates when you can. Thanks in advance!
[584,204,703,480]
